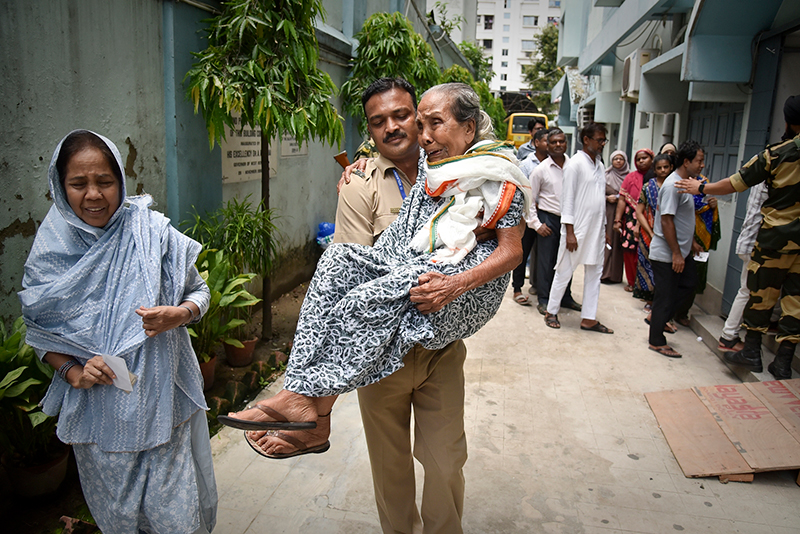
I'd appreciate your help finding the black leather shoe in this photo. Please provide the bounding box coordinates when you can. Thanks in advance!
[724,346,763,372]
[768,360,792,380]
[768,343,795,380]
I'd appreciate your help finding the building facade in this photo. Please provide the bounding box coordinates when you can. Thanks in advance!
[473,0,562,92]
[554,0,800,354]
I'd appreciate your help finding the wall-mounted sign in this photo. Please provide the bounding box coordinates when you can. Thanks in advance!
[220,114,268,184]
[280,134,308,157]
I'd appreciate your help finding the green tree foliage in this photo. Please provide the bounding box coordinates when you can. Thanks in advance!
[522,24,561,115]
[184,0,344,149]
[457,41,494,83]
[441,65,507,140]
[340,12,441,134]
[426,1,464,36]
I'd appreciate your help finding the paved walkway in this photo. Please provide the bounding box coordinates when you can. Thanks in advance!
[209,272,800,534]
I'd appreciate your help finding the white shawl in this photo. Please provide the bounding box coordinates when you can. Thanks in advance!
[409,140,532,264]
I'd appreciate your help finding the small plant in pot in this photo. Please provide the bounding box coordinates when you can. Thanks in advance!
[0,317,69,497]
[183,195,280,342]
[188,250,261,383]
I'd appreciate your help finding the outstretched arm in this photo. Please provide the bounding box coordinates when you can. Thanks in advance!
[409,222,524,314]
[676,177,736,196]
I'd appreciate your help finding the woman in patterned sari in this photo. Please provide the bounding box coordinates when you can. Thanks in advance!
[219,83,530,459]
[635,154,677,332]
[614,149,654,291]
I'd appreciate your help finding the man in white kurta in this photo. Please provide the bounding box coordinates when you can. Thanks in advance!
[545,124,614,333]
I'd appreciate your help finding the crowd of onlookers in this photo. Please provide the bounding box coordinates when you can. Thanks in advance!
[511,95,800,373]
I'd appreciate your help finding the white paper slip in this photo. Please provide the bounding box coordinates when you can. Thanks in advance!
[694,251,709,263]
[103,354,136,393]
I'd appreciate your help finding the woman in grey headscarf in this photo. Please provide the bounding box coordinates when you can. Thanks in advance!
[601,150,628,283]
[19,130,217,534]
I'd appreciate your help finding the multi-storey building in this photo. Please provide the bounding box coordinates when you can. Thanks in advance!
[473,0,563,92]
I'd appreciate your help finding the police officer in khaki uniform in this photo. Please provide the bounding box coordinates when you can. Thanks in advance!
[335,77,468,534]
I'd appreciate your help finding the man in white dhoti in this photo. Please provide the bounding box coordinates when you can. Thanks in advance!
[544,123,614,333]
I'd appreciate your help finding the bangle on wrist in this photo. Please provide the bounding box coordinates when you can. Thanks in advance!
[179,305,196,327]
[58,359,79,381]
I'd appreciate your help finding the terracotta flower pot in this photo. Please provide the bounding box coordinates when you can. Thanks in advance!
[5,443,70,497]
[224,337,258,367]
[199,355,217,391]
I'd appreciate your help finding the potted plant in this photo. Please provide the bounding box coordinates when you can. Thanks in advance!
[184,195,279,352]
[0,317,69,497]
[188,250,261,386]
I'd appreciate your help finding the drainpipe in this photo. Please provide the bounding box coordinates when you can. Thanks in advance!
[662,113,675,148]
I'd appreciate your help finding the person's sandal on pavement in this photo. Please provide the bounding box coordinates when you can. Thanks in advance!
[717,336,744,353]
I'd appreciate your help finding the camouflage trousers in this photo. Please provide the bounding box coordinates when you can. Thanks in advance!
[743,246,800,343]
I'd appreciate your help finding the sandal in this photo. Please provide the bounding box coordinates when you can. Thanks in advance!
[580,321,613,334]
[544,313,560,329]
[649,345,682,358]
[244,412,332,460]
[624,285,634,292]
[245,430,330,460]
[218,404,316,431]
[514,293,531,306]
[644,317,677,334]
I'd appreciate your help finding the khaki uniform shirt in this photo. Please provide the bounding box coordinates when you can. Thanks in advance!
[333,154,415,246]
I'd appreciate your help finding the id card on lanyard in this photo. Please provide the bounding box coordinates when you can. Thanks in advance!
[391,169,406,200]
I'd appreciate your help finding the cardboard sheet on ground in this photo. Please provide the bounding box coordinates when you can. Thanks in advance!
[646,379,800,479]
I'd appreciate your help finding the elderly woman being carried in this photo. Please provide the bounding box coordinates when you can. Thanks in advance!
[218,83,531,459]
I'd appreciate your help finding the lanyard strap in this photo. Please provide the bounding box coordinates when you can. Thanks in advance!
[391,169,406,200]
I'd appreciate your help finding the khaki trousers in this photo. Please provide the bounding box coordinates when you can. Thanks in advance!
[358,340,468,534]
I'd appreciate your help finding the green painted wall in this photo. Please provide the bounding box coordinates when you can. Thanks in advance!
[0,0,168,323]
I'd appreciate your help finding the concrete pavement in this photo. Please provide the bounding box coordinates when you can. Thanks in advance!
[208,271,800,534]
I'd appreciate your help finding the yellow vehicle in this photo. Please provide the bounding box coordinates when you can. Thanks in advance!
[505,113,549,148]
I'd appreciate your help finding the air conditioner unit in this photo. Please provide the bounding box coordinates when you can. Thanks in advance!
[621,48,657,101]
[576,107,595,129]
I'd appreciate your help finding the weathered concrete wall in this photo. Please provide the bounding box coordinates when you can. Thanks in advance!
[0,0,167,323]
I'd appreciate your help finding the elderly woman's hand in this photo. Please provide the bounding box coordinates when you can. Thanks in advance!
[136,305,194,337]
[338,158,369,194]
[409,272,468,314]
[68,356,116,389]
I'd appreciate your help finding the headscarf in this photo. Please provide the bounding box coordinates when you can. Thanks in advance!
[620,148,654,209]
[19,130,207,452]
[659,143,677,155]
[604,150,629,192]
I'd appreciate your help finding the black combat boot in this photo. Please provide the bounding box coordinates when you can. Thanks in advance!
[768,341,796,380]
[724,330,763,372]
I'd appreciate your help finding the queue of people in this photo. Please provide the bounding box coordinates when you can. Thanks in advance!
[16,79,798,534]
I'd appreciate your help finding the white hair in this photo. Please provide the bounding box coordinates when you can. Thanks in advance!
[422,83,496,144]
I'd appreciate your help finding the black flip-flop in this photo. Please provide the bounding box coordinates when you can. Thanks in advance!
[644,317,677,334]
[649,345,682,358]
[217,404,316,431]
[580,322,613,334]
[245,431,330,460]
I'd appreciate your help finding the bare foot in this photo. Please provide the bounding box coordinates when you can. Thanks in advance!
[247,412,331,456]
[227,389,318,425]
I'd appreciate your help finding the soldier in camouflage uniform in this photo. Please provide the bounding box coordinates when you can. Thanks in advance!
[677,95,800,380]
